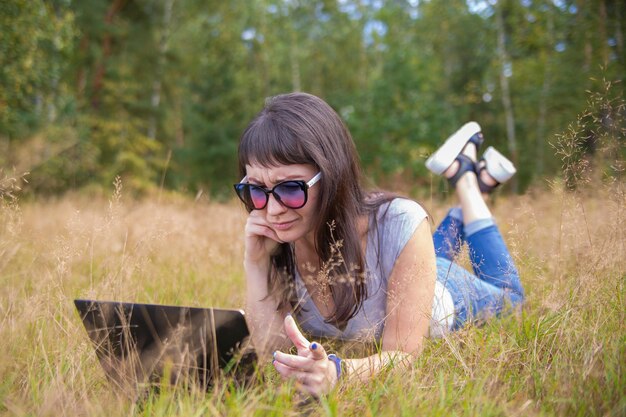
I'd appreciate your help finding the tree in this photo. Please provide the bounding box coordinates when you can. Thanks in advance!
[0,0,74,163]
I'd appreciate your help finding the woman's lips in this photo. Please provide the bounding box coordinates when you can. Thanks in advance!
[272,220,296,231]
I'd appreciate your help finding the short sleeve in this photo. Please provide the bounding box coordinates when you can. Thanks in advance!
[374,198,428,280]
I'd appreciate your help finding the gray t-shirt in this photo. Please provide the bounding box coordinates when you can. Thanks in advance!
[295,198,446,342]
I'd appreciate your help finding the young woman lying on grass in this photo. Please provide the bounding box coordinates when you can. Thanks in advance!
[233,92,525,396]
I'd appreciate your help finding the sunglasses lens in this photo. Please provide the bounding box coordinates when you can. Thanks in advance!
[235,184,267,210]
[275,181,306,208]
[248,186,268,209]
[235,180,309,210]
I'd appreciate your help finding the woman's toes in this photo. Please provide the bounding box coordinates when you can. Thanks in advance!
[477,161,498,187]
[443,160,460,179]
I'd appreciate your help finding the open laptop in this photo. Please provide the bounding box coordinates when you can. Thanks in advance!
[74,299,257,393]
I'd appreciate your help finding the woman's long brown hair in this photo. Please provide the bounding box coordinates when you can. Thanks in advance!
[237,92,397,328]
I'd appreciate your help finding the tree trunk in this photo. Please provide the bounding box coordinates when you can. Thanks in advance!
[599,0,609,67]
[91,0,128,109]
[577,0,593,73]
[496,0,519,192]
[615,0,625,86]
[76,35,89,99]
[148,0,175,140]
[615,1,624,66]
[442,18,455,122]
[289,21,301,92]
[259,0,270,96]
[536,7,555,178]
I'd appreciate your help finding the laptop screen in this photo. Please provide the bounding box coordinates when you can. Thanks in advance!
[74,299,256,391]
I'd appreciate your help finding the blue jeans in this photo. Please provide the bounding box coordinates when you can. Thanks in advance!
[433,208,525,330]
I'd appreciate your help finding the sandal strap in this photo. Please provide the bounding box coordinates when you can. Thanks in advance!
[476,159,501,193]
[448,154,476,189]
[468,132,484,150]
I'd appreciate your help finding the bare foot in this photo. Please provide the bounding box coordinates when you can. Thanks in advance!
[476,160,498,188]
[443,143,478,179]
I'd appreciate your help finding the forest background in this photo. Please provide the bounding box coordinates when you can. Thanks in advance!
[1,0,624,197]
[1,1,625,415]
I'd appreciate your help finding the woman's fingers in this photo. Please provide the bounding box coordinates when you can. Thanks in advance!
[246,214,282,242]
[244,214,284,262]
[273,351,316,370]
[275,316,336,396]
[273,360,327,393]
[272,358,297,376]
[308,341,327,361]
[274,363,320,383]
[247,223,280,243]
[283,314,310,355]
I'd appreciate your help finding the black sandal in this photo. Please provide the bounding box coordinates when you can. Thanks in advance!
[447,154,476,188]
[475,147,517,193]
[468,131,484,150]
[476,159,499,193]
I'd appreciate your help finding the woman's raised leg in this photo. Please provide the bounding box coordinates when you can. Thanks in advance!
[442,143,524,321]
[432,207,464,261]
[427,123,524,327]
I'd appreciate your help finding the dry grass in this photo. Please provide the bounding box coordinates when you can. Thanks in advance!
[0,172,624,416]
[2,81,625,414]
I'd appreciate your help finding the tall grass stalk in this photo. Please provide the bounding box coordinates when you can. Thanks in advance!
[1,86,624,415]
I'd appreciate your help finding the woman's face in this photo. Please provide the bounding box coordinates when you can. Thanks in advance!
[244,163,321,244]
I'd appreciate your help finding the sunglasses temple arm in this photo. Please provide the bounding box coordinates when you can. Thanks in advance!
[307,172,322,187]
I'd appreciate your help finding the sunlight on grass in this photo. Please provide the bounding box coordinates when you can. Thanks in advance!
[1,85,625,415]
[1,178,623,415]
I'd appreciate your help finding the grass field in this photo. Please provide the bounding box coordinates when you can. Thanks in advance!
[0,173,624,416]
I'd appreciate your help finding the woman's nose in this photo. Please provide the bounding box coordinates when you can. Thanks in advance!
[266,192,287,215]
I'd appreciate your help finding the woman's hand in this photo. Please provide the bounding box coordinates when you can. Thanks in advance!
[244,211,283,266]
[243,211,288,357]
[272,315,338,397]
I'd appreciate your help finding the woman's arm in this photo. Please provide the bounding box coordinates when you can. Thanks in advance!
[242,211,292,358]
[341,351,411,382]
[383,216,437,355]
[273,219,437,393]
[245,259,291,358]
[343,218,437,380]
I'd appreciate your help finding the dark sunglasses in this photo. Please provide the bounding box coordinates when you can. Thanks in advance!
[233,172,322,211]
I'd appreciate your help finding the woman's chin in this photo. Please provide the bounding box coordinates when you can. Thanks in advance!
[274,227,304,244]
[275,231,296,243]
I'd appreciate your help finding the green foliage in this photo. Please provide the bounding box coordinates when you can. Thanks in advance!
[1,0,624,195]
[0,0,75,141]
[553,77,626,190]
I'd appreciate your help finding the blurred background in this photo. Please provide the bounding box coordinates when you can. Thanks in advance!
[1,0,624,198]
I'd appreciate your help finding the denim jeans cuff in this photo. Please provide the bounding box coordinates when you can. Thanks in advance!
[464,217,495,237]
[448,207,463,222]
